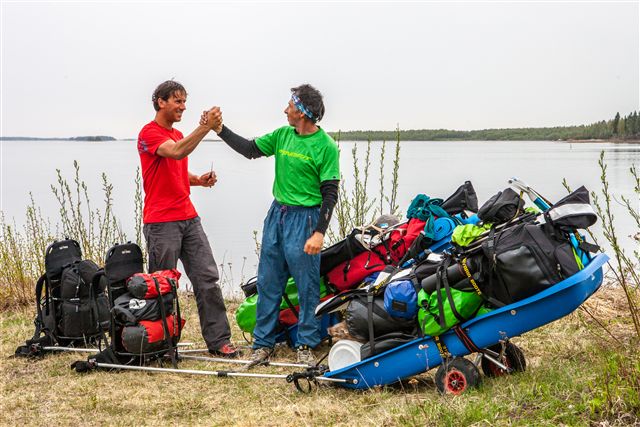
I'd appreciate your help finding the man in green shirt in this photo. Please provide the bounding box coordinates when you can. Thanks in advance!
[202,84,339,366]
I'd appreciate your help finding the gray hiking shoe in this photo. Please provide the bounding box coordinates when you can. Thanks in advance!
[243,347,272,370]
[296,345,316,366]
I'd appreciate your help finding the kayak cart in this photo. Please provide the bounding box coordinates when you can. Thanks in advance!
[322,253,608,392]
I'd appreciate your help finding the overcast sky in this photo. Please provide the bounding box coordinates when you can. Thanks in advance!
[1,0,638,138]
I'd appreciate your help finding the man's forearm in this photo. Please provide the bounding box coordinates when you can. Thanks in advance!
[316,180,339,234]
[188,172,201,186]
[166,125,211,160]
[217,125,265,159]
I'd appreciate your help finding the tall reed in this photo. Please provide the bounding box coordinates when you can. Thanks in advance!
[327,128,402,244]
[590,151,640,338]
[565,151,640,340]
[0,162,143,309]
[0,198,53,309]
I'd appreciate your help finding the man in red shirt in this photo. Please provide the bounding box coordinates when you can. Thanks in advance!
[137,80,237,357]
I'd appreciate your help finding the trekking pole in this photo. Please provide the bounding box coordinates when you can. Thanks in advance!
[176,344,254,354]
[175,354,310,369]
[42,346,98,353]
[89,361,357,386]
[508,177,552,210]
[176,348,212,354]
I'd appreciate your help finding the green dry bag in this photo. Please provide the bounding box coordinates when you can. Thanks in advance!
[417,288,483,337]
[235,277,329,333]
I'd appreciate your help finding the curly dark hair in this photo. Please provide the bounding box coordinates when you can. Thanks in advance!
[152,80,187,111]
[291,84,325,123]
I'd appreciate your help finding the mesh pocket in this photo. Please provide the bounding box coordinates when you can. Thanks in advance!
[60,300,99,338]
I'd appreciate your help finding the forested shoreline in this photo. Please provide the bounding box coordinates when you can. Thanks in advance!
[329,110,640,141]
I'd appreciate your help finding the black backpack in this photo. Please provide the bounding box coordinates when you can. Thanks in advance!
[440,181,479,216]
[474,186,599,306]
[97,242,182,365]
[478,188,525,224]
[15,239,110,357]
[57,259,110,340]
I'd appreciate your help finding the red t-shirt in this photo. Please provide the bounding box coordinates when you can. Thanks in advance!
[138,121,197,223]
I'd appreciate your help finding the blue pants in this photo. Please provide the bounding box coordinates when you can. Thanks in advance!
[253,200,321,349]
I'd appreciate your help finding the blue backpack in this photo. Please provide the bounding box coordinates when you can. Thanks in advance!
[383,280,418,319]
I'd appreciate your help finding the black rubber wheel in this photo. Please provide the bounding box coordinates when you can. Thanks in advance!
[481,342,526,377]
[435,357,481,395]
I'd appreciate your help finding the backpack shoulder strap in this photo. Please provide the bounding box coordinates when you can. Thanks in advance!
[366,293,376,356]
[33,274,48,338]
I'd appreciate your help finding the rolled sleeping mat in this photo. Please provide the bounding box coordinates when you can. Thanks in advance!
[126,269,180,299]
[121,315,185,354]
[421,257,481,294]
[432,217,456,241]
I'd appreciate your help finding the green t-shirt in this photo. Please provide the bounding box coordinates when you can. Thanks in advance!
[255,126,340,206]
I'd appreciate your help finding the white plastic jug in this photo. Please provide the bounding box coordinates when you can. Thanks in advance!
[328,339,363,371]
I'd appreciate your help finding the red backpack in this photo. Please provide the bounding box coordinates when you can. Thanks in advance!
[326,219,426,291]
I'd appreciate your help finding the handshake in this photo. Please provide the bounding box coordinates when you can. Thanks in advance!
[201,107,223,134]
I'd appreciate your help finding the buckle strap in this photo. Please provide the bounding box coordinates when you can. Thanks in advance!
[460,257,483,297]
[433,336,450,359]
[453,325,482,354]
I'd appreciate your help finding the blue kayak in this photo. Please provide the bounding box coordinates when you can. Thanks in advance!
[323,253,609,389]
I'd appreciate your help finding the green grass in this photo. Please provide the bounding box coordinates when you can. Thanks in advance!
[2,288,638,426]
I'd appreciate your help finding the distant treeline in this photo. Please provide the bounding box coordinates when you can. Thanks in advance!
[329,111,640,141]
[69,136,116,141]
[0,136,116,141]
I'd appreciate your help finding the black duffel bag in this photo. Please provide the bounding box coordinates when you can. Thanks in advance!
[479,222,580,305]
[478,188,525,225]
[345,294,416,341]
[360,332,416,359]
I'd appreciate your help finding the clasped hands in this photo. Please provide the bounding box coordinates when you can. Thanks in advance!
[201,107,223,134]
[201,106,223,134]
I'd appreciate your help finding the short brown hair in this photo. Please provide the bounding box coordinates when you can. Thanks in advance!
[152,80,187,111]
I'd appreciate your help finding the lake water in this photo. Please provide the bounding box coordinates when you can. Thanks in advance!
[1,139,638,296]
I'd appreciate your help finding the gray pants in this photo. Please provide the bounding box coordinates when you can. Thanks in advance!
[143,217,231,351]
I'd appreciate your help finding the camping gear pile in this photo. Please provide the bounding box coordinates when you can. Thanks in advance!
[13,178,606,394]
[16,241,185,367]
[317,180,603,393]
[316,183,598,357]
[115,270,183,355]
